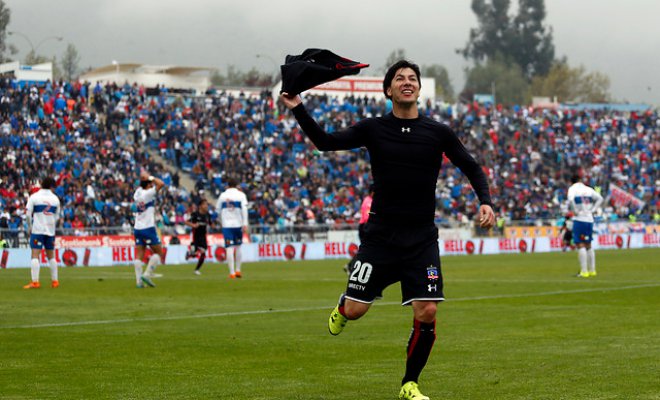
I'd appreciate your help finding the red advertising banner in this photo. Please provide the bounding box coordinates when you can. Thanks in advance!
[1,234,658,269]
[56,236,105,248]
[549,237,564,250]
[257,243,297,260]
[324,242,357,257]
[597,234,627,249]
[112,247,136,263]
[55,233,250,248]
[498,238,535,253]
[643,233,660,246]
[443,239,485,255]
[314,77,383,93]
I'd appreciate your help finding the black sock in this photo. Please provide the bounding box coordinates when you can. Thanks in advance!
[402,319,436,385]
[195,254,206,271]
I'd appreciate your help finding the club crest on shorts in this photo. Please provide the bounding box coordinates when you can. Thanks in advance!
[426,265,439,281]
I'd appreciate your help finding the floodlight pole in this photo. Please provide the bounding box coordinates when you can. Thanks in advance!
[9,31,63,58]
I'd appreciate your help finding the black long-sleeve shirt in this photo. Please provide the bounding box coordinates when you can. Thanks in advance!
[292,104,492,226]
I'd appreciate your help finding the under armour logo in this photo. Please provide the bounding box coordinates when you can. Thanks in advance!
[427,284,437,292]
[401,127,411,133]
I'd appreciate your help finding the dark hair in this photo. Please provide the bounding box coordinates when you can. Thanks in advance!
[140,179,150,189]
[570,174,580,184]
[226,177,238,187]
[199,199,208,206]
[383,60,421,100]
[41,177,56,189]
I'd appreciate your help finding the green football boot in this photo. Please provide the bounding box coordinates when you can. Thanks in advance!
[328,294,348,335]
[399,381,430,400]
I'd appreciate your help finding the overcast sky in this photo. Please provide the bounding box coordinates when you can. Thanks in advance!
[5,0,660,105]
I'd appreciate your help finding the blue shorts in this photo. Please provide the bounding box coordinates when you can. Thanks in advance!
[222,227,243,247]
[30,234,55,250]
[572,220,594,244]
[134,227,161,246]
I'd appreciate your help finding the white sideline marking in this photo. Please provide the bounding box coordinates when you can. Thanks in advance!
[3,283,659,330]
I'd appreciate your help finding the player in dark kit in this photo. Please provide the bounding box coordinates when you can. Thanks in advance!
[186,199,211,275]
[559,212,575,252]
[281,60,495,400]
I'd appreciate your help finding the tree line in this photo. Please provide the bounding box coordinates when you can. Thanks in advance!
[458,0,610,104]
[401,0,610,104]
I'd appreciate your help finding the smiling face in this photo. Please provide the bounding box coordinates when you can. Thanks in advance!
[386,67,420,107]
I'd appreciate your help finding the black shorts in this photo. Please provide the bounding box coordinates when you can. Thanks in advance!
[344,221,444,306]
[190,241,208,253]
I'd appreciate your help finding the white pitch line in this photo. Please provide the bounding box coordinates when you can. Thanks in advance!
[3,283,659,330]
[446,283,660,301]
[58,275,656,284]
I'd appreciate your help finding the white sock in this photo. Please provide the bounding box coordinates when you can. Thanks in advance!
[227,247,235,275]
[134,260,144,284]
[146,254,161,275]
[578,248,588,275]
[235,246,242,273]
[30,258,40,282]
[587,248,596,274]
[49,258,58,282]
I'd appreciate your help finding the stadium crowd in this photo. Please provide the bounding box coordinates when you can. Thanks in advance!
[0,76,659,241]
[152,90,660,227]
[0,78,191,239]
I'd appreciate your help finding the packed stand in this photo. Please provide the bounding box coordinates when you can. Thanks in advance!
[151,91,659,228]
[446,102,659,225]
[0,78,191,245]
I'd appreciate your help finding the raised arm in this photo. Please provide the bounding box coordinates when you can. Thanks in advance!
[280,93,364,151]
[140,169,165,192]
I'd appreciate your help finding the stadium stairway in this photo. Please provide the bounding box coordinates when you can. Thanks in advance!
[145,147,217,205]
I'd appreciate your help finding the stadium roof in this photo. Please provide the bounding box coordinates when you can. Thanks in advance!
[80,63,216,94]
[85,63,215,76]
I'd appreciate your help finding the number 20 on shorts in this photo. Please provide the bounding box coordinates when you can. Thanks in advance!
[349,260,373,284]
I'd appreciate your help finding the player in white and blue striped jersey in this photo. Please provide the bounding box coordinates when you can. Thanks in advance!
[133,170,165,288]
[24,177,61,289]
[216,178,248,279]
[567,174,604,278]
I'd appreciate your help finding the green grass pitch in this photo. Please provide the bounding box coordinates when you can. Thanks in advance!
[1,248,659,399]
